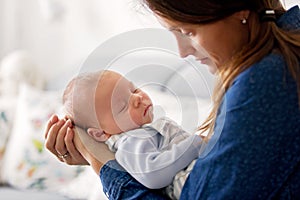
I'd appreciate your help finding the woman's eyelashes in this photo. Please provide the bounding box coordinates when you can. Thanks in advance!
[175,28,194,37]
[182,31,193,37]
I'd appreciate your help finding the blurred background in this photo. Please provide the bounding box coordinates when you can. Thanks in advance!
[0,0,162,81]
[0,0,298,81]
[0,0,299,199]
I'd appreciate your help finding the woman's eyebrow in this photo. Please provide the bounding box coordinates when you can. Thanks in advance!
[168,26,179,31]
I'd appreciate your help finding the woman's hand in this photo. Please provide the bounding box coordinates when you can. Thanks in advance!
[44,114,89,165]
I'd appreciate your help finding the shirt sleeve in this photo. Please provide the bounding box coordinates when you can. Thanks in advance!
[115,128,204,189]
[100,160,169,200]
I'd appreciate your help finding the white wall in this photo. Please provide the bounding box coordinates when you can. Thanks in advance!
[0,0,160,81]
[0,0,299,82]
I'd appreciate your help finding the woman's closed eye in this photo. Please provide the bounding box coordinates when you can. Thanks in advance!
[170,28,194,38]
[182,32,193,37]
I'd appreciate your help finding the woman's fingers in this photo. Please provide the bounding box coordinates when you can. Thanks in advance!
[55,119,72,156]
[44,114,59,139]
[64,127,89,165]
[45,118,66,156]
[44,116,89,165]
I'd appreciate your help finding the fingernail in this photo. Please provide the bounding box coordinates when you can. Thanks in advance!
[50,114,56,122]
[58,119,65,125]
[67,119,73,128]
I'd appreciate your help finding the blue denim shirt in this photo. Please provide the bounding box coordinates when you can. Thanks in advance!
[100,160,169,199]
[100,6,300,200]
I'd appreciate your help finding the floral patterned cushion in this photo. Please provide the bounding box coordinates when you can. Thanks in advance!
[1,84,85,192]
[0,97,17,183]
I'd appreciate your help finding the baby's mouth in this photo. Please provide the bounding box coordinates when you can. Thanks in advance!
[144,104,153,116]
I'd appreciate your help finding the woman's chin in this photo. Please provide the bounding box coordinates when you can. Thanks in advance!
[207,65,218,74]
[199,59,218,74]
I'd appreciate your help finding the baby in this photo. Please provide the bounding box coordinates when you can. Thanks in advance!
[63,70,204,199]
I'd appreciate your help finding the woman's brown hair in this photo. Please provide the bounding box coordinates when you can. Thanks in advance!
[141,0,300,139]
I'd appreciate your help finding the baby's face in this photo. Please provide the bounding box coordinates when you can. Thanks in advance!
[95,71,153,135]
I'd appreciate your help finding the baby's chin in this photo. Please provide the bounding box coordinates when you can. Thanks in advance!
[130,120,152,130]
[144,115,154,125]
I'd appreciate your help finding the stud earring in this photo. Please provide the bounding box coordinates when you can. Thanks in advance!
[241,18,247,24]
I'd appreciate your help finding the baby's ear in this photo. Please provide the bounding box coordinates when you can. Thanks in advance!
[87,128,110,142]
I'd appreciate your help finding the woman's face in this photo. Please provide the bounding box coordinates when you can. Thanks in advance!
[156,12,249,73]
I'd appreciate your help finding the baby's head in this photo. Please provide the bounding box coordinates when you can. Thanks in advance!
[63,70,154,141]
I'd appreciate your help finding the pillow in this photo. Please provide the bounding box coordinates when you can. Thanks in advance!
[0,97,17,183]
[1,84,85,194]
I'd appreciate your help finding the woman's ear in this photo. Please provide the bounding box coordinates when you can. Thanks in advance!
[87,127,110,142]
[234,10,250,21]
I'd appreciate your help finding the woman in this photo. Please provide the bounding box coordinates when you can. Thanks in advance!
[45,0,300,199]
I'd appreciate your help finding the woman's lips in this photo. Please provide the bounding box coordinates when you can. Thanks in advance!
[196,57,209,64]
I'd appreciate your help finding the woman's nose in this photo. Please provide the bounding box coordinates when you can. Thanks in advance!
[176,35,196,58]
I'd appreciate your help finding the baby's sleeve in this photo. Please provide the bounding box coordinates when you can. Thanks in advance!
[115,129,203,189]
